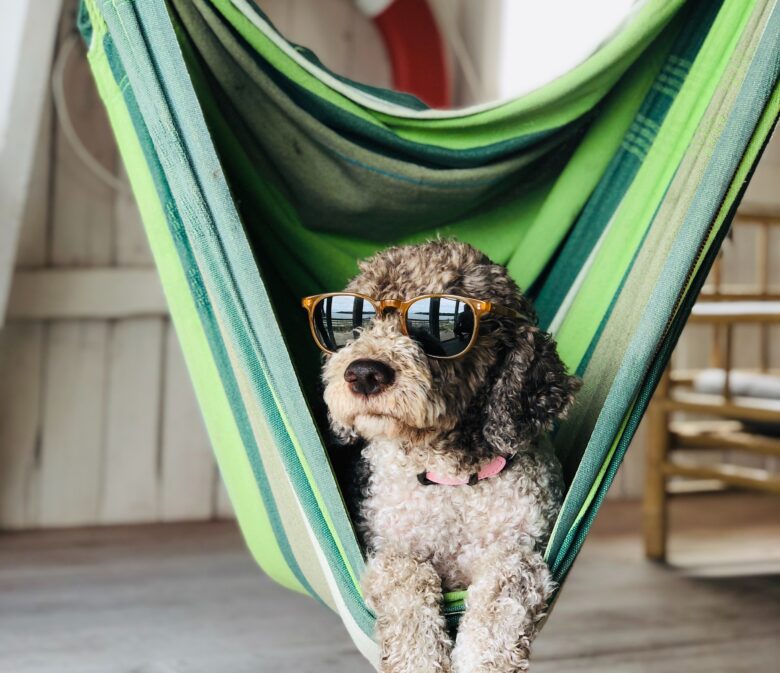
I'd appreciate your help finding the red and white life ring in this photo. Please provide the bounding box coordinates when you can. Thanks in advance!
[355,0,451,109]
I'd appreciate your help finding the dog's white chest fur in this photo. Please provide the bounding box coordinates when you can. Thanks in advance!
[359,439,563,591]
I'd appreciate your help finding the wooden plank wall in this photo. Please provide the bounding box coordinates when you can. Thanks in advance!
[0,0,390,529]
[0,3,214,529]
[0,0,777,528]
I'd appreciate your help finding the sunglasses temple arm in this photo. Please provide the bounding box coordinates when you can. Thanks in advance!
[491,304,529,322]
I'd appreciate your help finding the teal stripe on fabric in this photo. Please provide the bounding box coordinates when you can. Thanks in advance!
[572,210,656,379]
[99,29,320,602]
[548,197,661,478]
[77,0,93,45]
[552,136,771,579]
[567,190,668,391]
[553,195,739,582]
[536,0,722,328]
[101,0,372,633]
[547,2,780,568]
[325,147,508,190]
[132,0,369,582]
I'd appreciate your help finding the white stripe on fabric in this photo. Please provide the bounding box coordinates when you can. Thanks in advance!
[547,217,615,336]
[292,490,380,669]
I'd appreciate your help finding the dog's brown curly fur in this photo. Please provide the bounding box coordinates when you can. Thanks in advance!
[320,240,579,673]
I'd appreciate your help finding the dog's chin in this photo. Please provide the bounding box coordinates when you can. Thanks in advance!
[352,413,407,440]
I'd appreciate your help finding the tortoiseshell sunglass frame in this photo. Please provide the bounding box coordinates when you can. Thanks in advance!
[300,292,525,360]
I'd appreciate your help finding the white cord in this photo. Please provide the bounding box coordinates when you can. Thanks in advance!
[51,32,130,194]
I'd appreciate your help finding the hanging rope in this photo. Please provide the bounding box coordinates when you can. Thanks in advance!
[51,32,130,195]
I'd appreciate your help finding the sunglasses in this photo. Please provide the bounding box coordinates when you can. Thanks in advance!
[301,293,525,359]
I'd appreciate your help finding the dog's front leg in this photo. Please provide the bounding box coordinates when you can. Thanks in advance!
[363,550,452,673]
[451,549,554,673]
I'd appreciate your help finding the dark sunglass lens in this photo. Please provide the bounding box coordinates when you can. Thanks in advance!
[313,295,376,351]
[406,297,475,357]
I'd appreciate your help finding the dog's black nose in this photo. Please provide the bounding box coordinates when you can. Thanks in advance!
[344,359,395,396]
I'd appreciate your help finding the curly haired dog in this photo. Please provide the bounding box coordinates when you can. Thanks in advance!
[319,240,579,673]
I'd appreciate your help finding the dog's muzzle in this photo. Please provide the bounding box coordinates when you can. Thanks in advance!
[344,359,395,396]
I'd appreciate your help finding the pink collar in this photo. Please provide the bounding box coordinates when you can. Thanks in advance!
[418,455,509,487]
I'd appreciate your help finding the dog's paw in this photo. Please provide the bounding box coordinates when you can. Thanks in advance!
[451,550,551,673]
[363,551,443,612]
[451,632,531,673]
[375,605,452,673]
[364,552,452,673]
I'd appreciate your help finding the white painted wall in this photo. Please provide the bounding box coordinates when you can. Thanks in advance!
[0,3,28,144]
[496,0,638,100]
[430,0,644,106]
[0,1,62,322]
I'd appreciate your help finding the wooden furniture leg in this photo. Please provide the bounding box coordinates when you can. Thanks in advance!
[644,367,671,561]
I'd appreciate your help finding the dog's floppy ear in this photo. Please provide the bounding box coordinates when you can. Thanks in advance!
[483,327,580,454]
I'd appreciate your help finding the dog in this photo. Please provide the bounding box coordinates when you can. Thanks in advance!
[305,240,579,673]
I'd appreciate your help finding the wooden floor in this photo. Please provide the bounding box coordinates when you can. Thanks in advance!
[1,495,778,673]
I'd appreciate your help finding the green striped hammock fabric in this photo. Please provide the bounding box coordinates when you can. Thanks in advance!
[79,0,779,665]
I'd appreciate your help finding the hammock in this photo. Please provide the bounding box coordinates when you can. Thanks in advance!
[79,0,779,665]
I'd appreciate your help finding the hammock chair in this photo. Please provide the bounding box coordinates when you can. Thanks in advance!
[79,0,779,665]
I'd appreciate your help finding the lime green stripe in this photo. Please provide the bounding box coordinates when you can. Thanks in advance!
[544,413,630,560]
[227,345,337,608]
[168,8,363,592]
[256,354,362,590]
[550,0,779,564]
[83,1,304,594]
[507,34,669,293]
[557,0,768,446]
[555,0,756,369]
